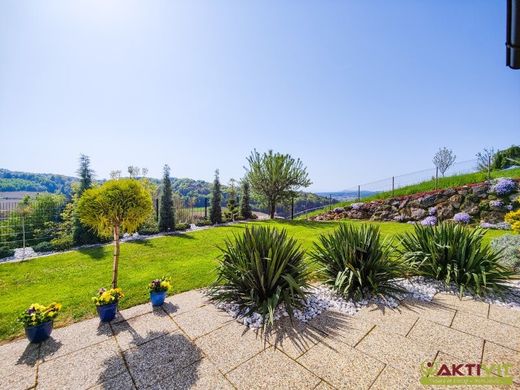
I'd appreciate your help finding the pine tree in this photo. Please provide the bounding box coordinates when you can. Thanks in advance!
[77,154,94,195]
[240,179,253,219]
[226,179,239,221]
[159,165,175,232]
[210,169,222,224]
[73,154,99,245]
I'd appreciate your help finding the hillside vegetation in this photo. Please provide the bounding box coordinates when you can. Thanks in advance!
[301,167,520,219]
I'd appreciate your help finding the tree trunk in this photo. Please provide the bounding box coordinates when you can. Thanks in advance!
[269,201,276,219]
[112,225,120,288]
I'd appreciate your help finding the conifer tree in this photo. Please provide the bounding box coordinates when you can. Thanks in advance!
[226,179,239,221]
[240,179,253,219]
[73,154,99,244]
[210,170,222,224]
[159,164,175,231]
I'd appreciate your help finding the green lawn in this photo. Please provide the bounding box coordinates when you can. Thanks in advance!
[301,167,520,219]
[0,219,509,342]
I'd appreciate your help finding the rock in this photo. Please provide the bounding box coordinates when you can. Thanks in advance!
[410,208,427,220]
[448,194,463,209]
[418,194,438,207]
[333,207,344,214]
[437,204,454,219]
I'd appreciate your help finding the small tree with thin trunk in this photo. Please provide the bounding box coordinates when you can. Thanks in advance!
[210,170,222,224]
[159,164,175,232]
[246,150,311,219]
[433,147,456,177]
[239,179,253,219]
[77,179,152,288]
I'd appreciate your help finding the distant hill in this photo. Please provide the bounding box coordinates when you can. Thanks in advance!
[0,168,333,217]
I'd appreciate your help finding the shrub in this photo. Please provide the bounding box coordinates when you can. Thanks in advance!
[208,226,310,326]
[400,223,514,296]
[310,224,406,300]
[33,241,53,253]
[51,236,74,251]
[175,223,190,231]
[480,222,511,230]
[18,303,61,327]
[505,210,520,233]
[453,212,471,224]
[491,234,520,272]
[195,219,212,227]
[491,178,516,196]
[0,246,14,259]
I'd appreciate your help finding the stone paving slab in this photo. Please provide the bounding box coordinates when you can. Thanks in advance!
[432,292,490,318]
[173,305,232,340]
[488,304,520,328]
[297,337,385,389]
[38,338,125,390]
[355,326,437,379]
[451,311,520,352]
[112,310,179,351]
[195,321,266,373]
[0,339,39,390]
[407,318,484,362]
[227,347,321,389]
[2,289,520,389]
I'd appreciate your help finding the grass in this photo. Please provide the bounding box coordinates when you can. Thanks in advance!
[0,219,509,342]
[301,167,520,219]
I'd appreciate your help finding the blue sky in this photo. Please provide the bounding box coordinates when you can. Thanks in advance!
[0,0,518,191]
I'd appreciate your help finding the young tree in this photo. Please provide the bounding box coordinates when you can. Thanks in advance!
[210,170,222,224]
[77,178,152,288]
[433,147,456,177]
[77,154,94,195]
[239,179,253,219]
[226,179,239,221]
[476,148,497,172]
[159,165,175,232]
[127,166,141,179]
[246,150,311,219]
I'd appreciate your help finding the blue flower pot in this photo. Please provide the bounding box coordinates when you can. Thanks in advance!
[97,302,118,322]
[25,321,53,343]
[150,291,167,306]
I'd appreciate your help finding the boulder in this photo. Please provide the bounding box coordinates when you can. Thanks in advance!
[448,194,463,209]
[410,208,427,220]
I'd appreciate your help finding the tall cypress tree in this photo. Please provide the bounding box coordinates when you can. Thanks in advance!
[73,154,99,244]
[210,169,222,224]
[159,164,175,232]
[226,179,239,221]
[240,179,253,219]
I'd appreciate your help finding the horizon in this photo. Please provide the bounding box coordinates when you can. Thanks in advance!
[1,1,519,192]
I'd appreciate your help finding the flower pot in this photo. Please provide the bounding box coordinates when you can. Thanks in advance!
[96,302,118,322]
[150,291,167,306]
[25,321,53,343]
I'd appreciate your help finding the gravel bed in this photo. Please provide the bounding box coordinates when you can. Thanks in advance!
[212,277,520,329]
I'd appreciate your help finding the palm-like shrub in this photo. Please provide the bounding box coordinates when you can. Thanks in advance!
[310,224,406,300]
[209,226,310,326]
[400,222,514,296]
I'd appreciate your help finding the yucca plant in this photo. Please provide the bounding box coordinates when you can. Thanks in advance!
[208,226,310,326]
[400,222,514,296]
[310,223,406,300]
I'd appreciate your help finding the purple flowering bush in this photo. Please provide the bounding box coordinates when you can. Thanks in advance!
[480,222,511,230]
[453,212,471,224]
[491,178,516,196]
[420,216,437,226]
[489,200,503,208]
[428,207,437,216]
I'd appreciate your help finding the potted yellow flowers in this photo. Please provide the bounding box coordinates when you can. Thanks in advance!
[18,303,61,343]
[92,288,124,322]
[148,277,172,306]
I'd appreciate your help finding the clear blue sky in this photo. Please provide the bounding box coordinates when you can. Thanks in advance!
[0,1,518,191]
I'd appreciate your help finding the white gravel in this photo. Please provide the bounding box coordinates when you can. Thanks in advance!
[212,277,520,329]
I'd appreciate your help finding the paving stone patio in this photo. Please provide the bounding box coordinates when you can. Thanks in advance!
[1,289,519,390]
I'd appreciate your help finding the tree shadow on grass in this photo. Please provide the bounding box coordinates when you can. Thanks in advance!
[78,245,107,260]
[101,313,203,389]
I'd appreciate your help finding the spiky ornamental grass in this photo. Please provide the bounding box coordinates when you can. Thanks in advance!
[208,226,310,326]
[400,222,515,297]
[310,224,407,300]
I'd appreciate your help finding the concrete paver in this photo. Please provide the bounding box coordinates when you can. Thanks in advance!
[1,289,519,389]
